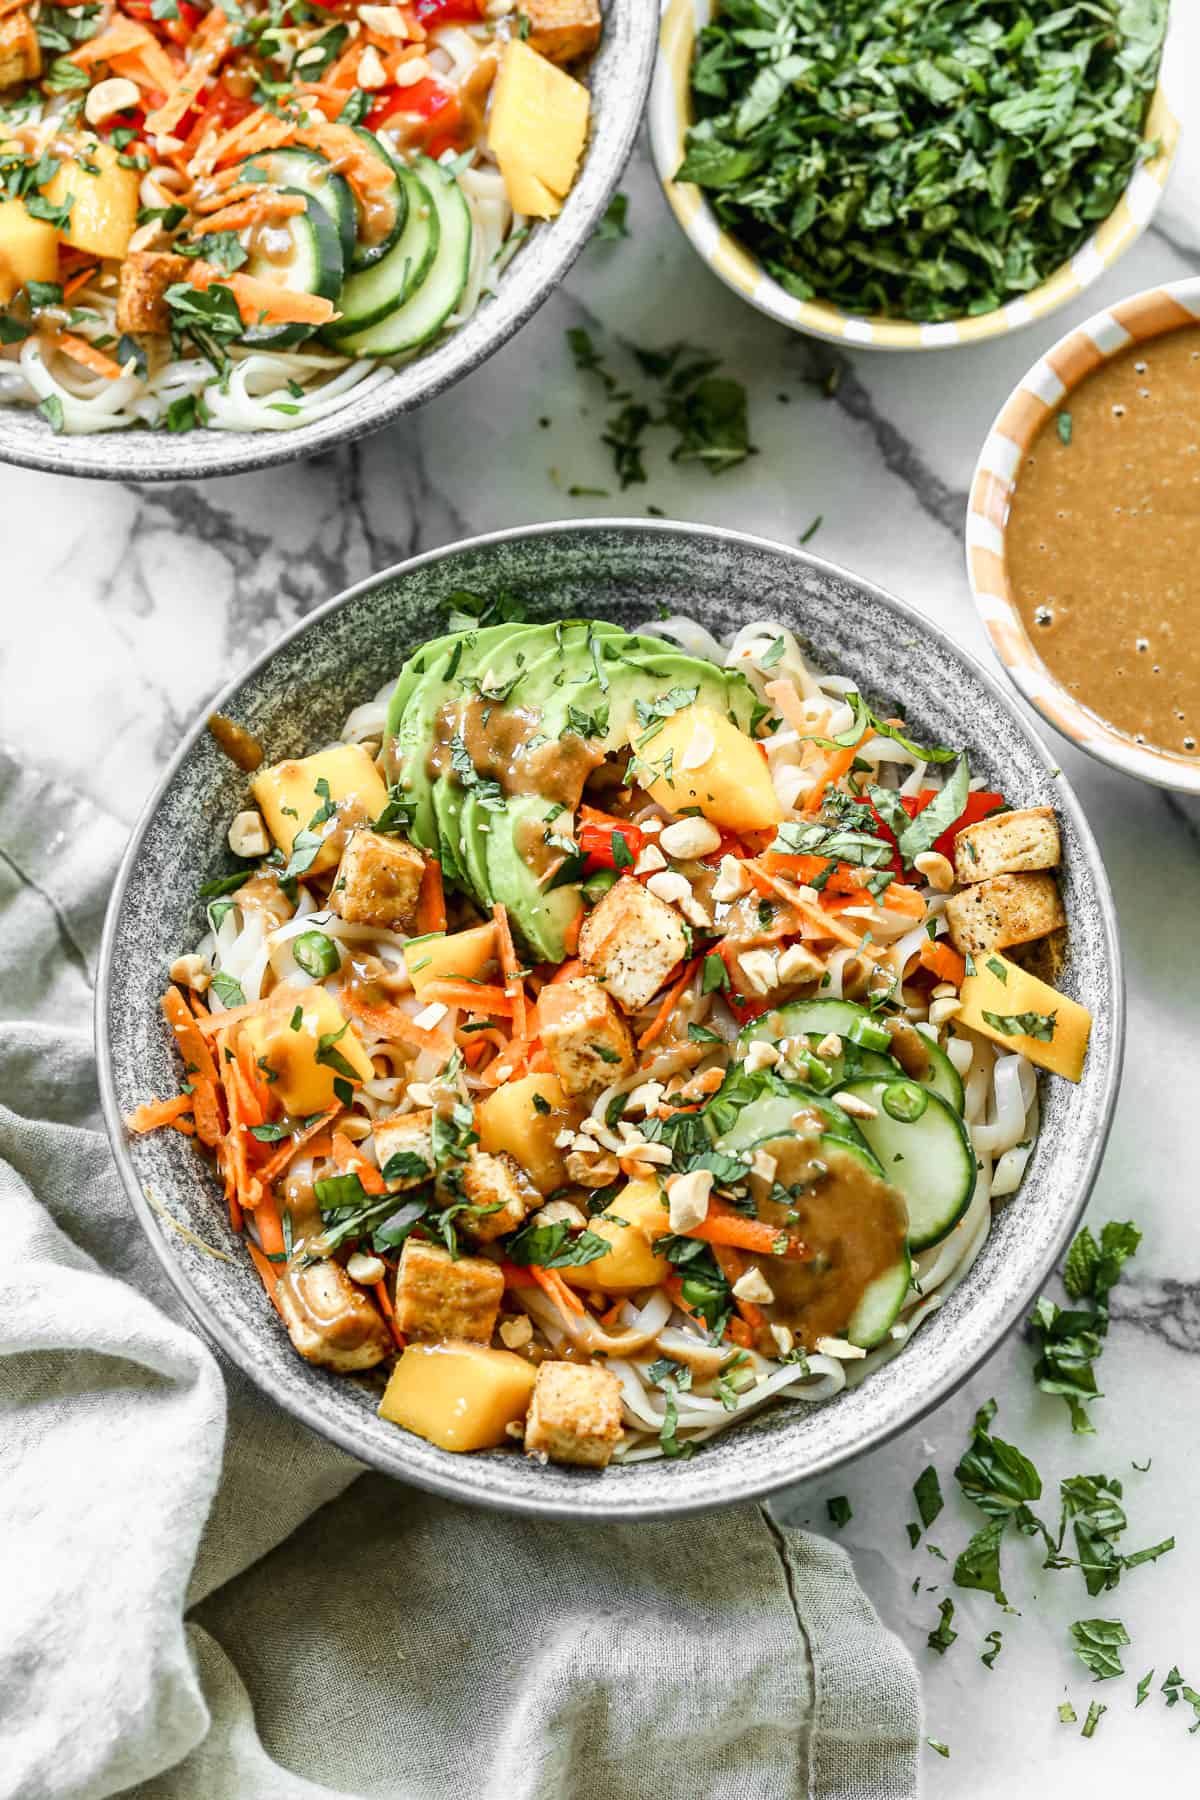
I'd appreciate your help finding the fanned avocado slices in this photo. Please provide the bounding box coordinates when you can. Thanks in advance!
[382,618,759,960]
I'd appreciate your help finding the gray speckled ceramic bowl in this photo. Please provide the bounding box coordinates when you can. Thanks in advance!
[97,521,1124,1519]
[0,5,654,483]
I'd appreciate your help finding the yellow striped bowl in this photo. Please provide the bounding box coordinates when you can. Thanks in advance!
[649,0,1180,352]
[966,277,1200,793]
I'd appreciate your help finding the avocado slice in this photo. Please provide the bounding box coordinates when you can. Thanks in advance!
[483,790,583,963]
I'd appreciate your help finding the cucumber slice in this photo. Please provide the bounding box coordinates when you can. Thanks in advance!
[833,1077,976,1252]
[349,127,407,272]
[240,146,355,265]
[847,1251,913,1350]
[324,164,438,339]
[715,1085,877,1165]
[743,998,964,1114]
[332,157,471,357]
[239,189,344,348]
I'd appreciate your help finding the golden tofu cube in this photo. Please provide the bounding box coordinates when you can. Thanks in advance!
[956,953,1091,1082]
[372,1109,434,1189]
[116,250,193,334]
[459,1150,540,1243]
[633,702,782,831]
[275,1260,391,1372]
[394,1237,504,1343]
[954,806,1061,885]
[476,1071,574,1195]
[536,975,635,1095]
[0,197,57,305]
[241,984,374,1115]
[43,143,139,260]
[0,11,39,90]
[563,1178,671,1294]
[945,871,1065,958]
[524,1360,622,1468]
[380,1340,536,1452]
[333,827,425,931]
[578,876,688,1012]
[524,0,601,64]
[403,922,498,994]
[251,744,390,880]
[489,40,590,219]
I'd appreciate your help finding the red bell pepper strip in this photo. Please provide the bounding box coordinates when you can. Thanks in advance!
[577,806,644,874]
[855,789,1005,877]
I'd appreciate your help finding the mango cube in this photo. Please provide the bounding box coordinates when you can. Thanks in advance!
[633,702,782,831]
[957,953,1091,1082]
[563,1178,671,1294]
[476,1071,573,1195]
[43,143,139,260]
[251,744,389,879]
[403,922,498,995]
[0,198,58,305]
[241,984,375,1114]
[488,39,590,219]
[379,1340,537,1452]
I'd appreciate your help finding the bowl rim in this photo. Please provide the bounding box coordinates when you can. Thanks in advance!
[0,5,657,483]
[648,0,1181,353]
[965,274,1200,795]
[95,518,1125,1518]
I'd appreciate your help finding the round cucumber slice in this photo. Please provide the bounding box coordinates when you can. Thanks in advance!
[715,1085,877,1164]
[846,1251,913,1350]
[743,998,964,1115]
[239,146,355,265]
[324,164,439,340]
[349,127,407,271]
[332,157,471,357]
[239,189,344,348]
[833,1077,976,1251]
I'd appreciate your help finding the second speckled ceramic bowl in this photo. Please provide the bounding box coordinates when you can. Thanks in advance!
[97,521,1123,1519]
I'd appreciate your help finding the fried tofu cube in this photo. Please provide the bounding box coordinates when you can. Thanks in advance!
[116,251,194,334]
[536,976,635,1095]
[945,872,1066,958]
[0,12,40,90]
[459,1150,540,1243]
[524,1360,623,1468]
[578,876,688,1012]
[333,827,425,931]
[373,1109,435,1189]
[953,806,1061,886]
[275,1260,392,1372]
[395,1237,504,1343]
[524,0,601,64]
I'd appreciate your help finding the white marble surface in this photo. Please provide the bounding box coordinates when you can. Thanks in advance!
[4,13,1200,1792]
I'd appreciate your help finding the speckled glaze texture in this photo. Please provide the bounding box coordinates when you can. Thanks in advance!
[97,522,1123,1520]
[0,2,655,483]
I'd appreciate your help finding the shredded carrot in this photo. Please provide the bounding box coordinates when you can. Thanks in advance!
[599,1297,626,1329]
[201,103,276,168]
[193,995,268,1035]
[711,1242,765,1332]
[126,1093,194,1133]
[549,957,584,986]
[332,1131,387,1195]
[218,1030,263,1214]
[254,1187,286,1257]
[161,985,217,1079]
[0,0,30,15]
[531,1263,584,1317]
[110,40,179,94]
[246,1240,284,1316]
[417,858,447,935]
[53,332,125,380]
[562,907,582,957]
[420,979,514,1016]
[727,1316,755,1349]
[498,1262,539,1289]
[372,1277,406,1349]
[190,190,306,235]
[683,1211,809,1261]
[918,939,967,987]
[294,121,397,193]
[70,16,159,65]
[637,957,699,1051]
[60,264,99,300]
[257,1106,340,1183]
[881,882,927,920]
[339,982,454,1057]
[145,7,233,136]
[801,732,868,816]
[492,903,528,1043]
[189,261,338,327]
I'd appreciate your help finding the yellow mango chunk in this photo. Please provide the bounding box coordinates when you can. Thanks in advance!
[564,1178,671,1294]
[0,198,58,305]
[379,1340,536,1452]
[957,953,1091,1082]
[43,143,139,260]
[241,984,375,1115]
[476,1071,573,1195]
[488,39,589,220]
[634,702,782,831]
[251,744,389,879]
[404,923,498,995]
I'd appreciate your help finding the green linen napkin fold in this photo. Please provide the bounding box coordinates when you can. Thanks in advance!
[0,752,922,1800]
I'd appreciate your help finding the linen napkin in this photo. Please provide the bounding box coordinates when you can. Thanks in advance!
[0,750,923,1800]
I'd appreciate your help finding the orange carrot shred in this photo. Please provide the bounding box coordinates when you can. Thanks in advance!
[637,958,699,1050]
[918,939,966,986]
[126,1093,194,1133]
[531,1264,584,1317]
[417,858,447,934]
[246,1240,284,1316]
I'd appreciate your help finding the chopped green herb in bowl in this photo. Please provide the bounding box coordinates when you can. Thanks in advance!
[650,0,1176,350]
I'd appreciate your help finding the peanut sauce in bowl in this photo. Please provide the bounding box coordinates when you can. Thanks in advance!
[967,278,1200,794]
